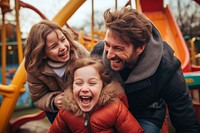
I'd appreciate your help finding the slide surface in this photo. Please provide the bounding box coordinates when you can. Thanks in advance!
[139,0,191,72]
[144,11,183,61]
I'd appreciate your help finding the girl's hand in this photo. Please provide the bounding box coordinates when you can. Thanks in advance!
[54,92,64,109]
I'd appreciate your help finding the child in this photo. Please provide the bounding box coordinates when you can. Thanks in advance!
[24,20,89,123]
[49,57,144,133]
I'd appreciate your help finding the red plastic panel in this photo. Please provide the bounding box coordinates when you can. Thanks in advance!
[140,0,163,12]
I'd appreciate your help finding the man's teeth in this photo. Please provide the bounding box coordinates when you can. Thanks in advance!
[112,60,120,63]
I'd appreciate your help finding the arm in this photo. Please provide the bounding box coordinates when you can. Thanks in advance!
[27,73,62,112]
[49,109,70,133]
[163,68,200,132]
[115,102,144,133]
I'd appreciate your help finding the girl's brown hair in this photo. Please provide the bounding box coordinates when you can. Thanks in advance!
[24,20,77,72]
[103,7,152,48]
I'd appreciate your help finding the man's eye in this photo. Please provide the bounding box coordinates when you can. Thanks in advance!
[115,47,123,51]
[116,48,122,51]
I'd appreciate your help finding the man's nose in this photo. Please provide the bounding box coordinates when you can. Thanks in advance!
[107,48,115,59]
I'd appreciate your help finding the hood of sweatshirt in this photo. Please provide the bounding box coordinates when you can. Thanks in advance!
[103,24,163,83]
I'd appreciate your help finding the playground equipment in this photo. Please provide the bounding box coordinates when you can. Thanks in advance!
[0,0,200,132]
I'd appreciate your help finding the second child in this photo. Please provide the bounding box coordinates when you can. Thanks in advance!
[24,20,89,123]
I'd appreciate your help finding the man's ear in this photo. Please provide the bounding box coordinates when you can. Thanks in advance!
[136,45,146,55]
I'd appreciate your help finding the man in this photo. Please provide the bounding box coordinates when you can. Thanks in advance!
[91,7,200,133]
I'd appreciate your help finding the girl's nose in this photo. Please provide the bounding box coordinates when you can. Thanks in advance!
[81,85,89,92]
[59,44,66,51]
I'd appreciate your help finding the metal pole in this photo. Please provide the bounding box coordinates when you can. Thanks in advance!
[1,12,7,84]
[15,0,23,63]
[52,0,86,26]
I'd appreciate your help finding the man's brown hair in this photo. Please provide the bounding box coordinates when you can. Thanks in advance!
[103,7,152,48]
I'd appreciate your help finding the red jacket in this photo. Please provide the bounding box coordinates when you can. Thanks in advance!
[49,80,143,133]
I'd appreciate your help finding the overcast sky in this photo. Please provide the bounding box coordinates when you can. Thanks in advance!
[14,0,134,38]
[8,0,171,38]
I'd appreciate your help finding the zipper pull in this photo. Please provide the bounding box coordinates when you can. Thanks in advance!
[84,113,89,127]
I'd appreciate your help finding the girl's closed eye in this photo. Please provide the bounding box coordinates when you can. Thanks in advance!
[49,44,57,50]
[60,37,66,43]
[89,81,97,86]
[74,80,83,86]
